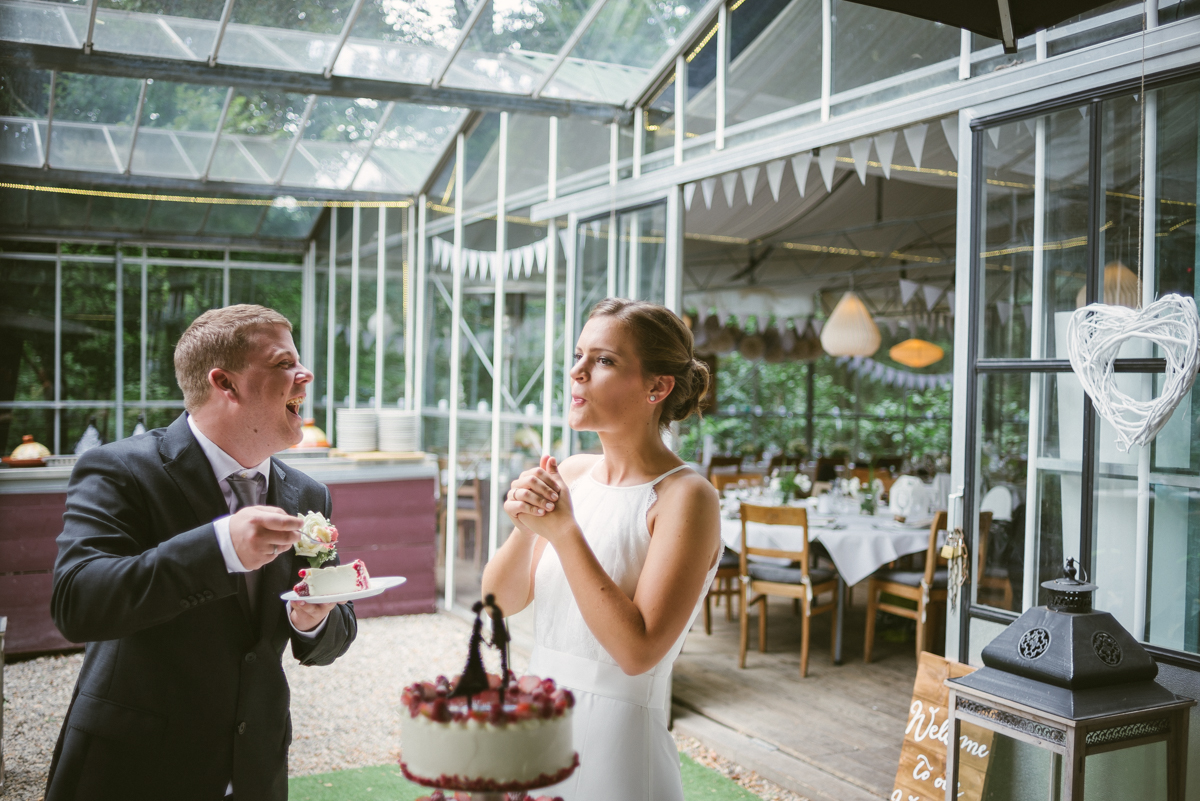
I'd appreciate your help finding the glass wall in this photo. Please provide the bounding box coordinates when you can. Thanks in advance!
[969,77,1200,660]
[0,241,308,454]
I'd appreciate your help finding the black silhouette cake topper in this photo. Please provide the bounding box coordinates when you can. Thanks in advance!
[449,594,511,709]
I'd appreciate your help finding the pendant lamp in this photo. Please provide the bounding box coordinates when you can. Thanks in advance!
[820,292,881,357]
[1075,261,1140,309]
[889,338,945,368]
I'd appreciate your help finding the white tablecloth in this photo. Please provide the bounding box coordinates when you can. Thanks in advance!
[720,512,941,586]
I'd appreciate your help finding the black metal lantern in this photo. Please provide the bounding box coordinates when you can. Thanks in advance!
[944,560,1194,800]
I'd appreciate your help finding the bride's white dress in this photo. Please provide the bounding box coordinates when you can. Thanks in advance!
[527,460,719,801]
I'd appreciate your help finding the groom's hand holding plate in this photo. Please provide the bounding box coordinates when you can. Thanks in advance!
[229,505,302,570]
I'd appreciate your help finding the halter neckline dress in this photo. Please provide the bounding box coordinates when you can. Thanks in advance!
[528,460,719,801]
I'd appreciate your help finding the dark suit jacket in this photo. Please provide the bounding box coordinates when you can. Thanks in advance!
[46,413,357,801]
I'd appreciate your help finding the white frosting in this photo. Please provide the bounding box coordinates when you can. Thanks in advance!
[402,711,574,784]
[300,560,367,596]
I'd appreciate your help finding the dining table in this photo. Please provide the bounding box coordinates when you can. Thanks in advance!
[719,506,943,664]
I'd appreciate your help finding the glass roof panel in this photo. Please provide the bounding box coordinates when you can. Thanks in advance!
[141,80,228,132]
[541,0,709,104]
[257,200,323,239]
[352,102,467,193]
[440,0,592,95]
[279,95,386,187]
[49,72,143,172]
[91,7,205,59]
[0,0,85,48]
[506,113,550,198]
[231,0,351,34]
[218,24,330,72]
[1,65,52,117]
[146,198,208,234]
[204,203,268,236]
[331,0,489,86]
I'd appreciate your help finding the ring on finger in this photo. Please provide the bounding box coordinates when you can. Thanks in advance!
[271,544,277,556]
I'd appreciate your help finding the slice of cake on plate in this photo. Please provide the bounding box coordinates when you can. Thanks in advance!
[293,559,370,597]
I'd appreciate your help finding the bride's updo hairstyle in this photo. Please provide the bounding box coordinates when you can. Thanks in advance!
[588,298,711,430]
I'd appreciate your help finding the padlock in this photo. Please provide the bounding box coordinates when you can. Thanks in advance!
[940,543,963,559]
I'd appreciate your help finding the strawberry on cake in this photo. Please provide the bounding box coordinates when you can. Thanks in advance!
[400,596,578,794]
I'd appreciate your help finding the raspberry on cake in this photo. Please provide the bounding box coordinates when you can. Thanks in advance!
[400,596,578,794]
[293,559,369,597]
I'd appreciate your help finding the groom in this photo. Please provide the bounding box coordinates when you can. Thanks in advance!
[46,305,357,801]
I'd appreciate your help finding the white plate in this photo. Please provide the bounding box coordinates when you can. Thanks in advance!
[280,575,406,604]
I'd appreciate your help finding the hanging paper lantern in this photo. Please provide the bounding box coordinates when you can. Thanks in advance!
[819,292,881,357]
[710,320,738,354]
[889,338,945,368]
[1075,262,1140,309]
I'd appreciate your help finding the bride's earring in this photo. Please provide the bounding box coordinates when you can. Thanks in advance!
[649,395,656,402]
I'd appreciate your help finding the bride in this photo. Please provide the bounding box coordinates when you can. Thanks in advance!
[482,298,722,801]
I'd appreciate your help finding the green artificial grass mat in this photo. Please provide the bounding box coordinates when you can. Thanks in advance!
[288,754,761,801]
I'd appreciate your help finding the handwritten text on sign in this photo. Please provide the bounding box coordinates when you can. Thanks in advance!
[891,653,993,801]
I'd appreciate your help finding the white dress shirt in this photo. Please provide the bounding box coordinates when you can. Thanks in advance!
[186,416,324,639]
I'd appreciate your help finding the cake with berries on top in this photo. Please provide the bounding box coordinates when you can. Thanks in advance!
[292,559,369,597]
[400,596,578,794]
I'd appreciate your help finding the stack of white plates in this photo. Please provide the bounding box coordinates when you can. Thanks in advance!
[378,410,419,452]
[336,409,378,452]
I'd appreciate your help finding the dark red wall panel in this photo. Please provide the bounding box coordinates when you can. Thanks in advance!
[0,572,76,654]
[0,492,67,573]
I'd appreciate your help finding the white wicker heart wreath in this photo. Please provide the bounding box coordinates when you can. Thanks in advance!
[1066,294,1200,452]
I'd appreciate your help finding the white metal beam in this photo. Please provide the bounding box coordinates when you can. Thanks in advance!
[323,0,367,78]
[445,132,466,608]
[202,87,236,181]
[42,70,57,168]
[84,0,100,54]
[531,16,1200,221]
[274,93,317,184]
[626,0,725,109]
[432,0,493,89]
[209,0,237,66]
[488,111,508,561]
[347,101,396,190]
[531,0,613,99]
[123,79,149,174]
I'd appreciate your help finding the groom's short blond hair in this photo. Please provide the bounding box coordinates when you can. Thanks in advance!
[174,304,292,412]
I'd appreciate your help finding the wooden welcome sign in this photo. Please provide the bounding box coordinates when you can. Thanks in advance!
[892,652,993,801]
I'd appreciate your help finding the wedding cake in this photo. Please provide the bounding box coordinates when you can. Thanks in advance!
[400,596,578,795]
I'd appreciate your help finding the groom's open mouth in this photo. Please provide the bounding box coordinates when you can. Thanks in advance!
[285,396,304,418]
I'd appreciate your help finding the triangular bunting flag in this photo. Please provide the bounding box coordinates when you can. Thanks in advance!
[941,116,959,161]
[701,177,717,210]
[899,278,920,306]
[741,166,761,205]
[817,145,839,193]
[684,182,697,211]
[922,283,944,309]
[589,219,602,238]
[987,126,1000,149]
[1021,304,1032,328]
[945,289,955,310]
[766,159,787,201]
[812,319,824,335]
[721,172,738,207]
[874,131,897,179]
[1024,118,1037,138]
[534,239,547,272]
[467,249,478,279]
[791,152,813,197]
[883,318,899,337]
[996,301,1012,325]
[522,245,535,277]
[849,138,871,185]
[903,123,928,170]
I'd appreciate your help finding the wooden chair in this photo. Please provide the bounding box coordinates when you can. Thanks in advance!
[975,510,1012,609]
[703,547,740,634]
[712,473,762,493]
[437,472,486,567]
[862,512,992,661]
[767,454,805,473]
[738,504,839,678]
[706,455,744,483]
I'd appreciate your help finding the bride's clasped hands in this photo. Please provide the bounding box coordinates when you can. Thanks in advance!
[504,454,576,544]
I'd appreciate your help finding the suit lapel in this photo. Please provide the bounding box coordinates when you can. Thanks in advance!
[159,413,228,530]
[260,458,301,643]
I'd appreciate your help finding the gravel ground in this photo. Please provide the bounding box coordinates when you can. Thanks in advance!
[2,613,791,801]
